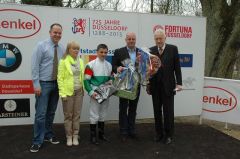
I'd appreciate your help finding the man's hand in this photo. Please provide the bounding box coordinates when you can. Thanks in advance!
[106,80,113,85]
[34,88,41,96]
[117,66,124,73]
[146,83,152,95]
[91,92,98,99]
[136,52,141,63]
[174,85,183,92]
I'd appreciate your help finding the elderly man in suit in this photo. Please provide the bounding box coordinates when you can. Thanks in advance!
[148,29,182,144]
[112,32,141,142]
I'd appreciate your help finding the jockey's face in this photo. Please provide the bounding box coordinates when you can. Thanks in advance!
[97,48,108,61]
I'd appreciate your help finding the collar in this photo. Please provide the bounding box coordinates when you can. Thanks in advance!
[66,55,78,64]
[96,57,105,63]
[48,38,58,48]
[127,47,136,52]
[158,43,166,51]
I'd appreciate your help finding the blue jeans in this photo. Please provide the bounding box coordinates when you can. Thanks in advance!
[32,81,59,145]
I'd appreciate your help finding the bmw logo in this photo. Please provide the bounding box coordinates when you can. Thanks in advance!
[0,43,22,73]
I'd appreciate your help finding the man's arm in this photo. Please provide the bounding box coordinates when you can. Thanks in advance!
[173,46,182,90]
[31,43,42,95]
[83,65,95,96]
[112,49,121,73]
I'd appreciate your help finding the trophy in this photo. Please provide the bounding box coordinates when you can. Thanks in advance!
[138,47,161,85]
[91,81,117,104]
[113,47,161,100]
[113,59,140,100]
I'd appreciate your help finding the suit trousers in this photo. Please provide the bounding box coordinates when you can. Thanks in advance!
[119,86,140,135]
[152,81,174,137]
[62,89,83,137]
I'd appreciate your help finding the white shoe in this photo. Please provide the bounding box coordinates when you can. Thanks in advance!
[66,136,72,146]
[73,135,79,146]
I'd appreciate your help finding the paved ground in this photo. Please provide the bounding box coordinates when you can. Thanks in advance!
[174,116,240,140]
[0,118,240,159]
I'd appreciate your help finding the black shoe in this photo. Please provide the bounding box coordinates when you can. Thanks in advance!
[164,137,172,145]
[99,134,110,142]
[154,134,163,142]
[44,137,60,144]
[30,144,41,153]
[129,133,138,140]
[90,124,99,145]
[91,136,99,145]
[98,122,109,142]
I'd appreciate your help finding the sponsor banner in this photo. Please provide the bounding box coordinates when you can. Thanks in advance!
[202,77,240,124]
[0,43,22,73]
[179,54,193,67]
[0,9,41,39]
[0,80,34,94]
[0,4,206,125]
[0,98,30,118]
[153,24,192,38]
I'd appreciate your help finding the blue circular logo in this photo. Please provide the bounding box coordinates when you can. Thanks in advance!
[0,43,22,73]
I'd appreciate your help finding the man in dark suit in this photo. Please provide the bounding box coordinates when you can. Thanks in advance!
[112,32,140,142]
[147,29,182,144]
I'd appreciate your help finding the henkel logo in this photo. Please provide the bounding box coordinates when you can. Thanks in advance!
[0,9,41,39]
[202,86,237,113]
[72,18,86,34]
[153,24,192,38]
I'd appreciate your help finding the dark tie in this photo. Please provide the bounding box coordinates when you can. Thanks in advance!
[52,45,58,80]
[159,47,163,56]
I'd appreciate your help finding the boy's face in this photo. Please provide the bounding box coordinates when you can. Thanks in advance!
[97,48,108,60]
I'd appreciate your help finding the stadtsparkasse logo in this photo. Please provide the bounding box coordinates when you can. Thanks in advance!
[202,86,237,113]
[0,9,41,38]
[72,18,86,35]
[153,24,192,38]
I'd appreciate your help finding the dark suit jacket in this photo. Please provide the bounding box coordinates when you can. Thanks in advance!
[149,44,182,96]
[112,47,139,73]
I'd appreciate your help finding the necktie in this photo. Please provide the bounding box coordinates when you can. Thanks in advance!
[159,47,163,55]
[52,45,58,80]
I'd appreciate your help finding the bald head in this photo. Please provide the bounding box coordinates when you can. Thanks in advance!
[125,32,136,49]
[154,29,166,48]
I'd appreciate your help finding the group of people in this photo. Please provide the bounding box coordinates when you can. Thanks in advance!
[30,23,182,153]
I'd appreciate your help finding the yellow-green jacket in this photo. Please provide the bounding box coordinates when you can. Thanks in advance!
[57,55,84,97]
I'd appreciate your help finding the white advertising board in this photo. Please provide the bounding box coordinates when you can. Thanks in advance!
[202,77,240,125]
[0,4,206,125]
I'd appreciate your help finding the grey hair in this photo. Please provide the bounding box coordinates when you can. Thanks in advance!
[154,29,166,37]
